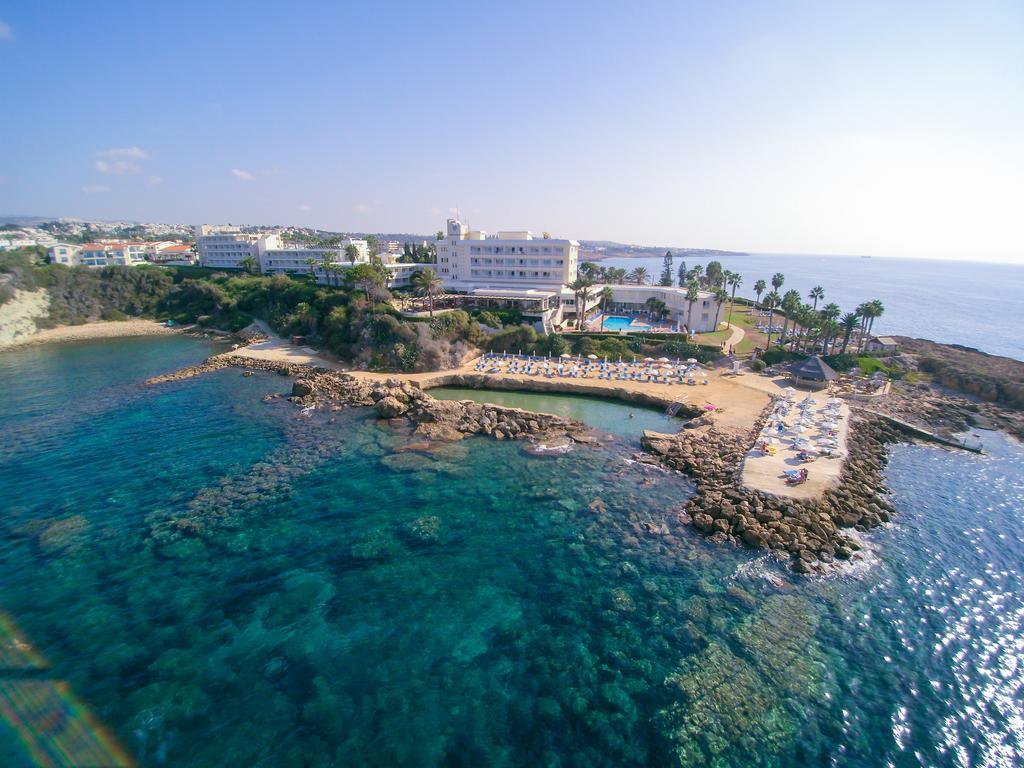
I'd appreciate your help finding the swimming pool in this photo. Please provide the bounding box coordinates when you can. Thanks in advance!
[599,315,650,331]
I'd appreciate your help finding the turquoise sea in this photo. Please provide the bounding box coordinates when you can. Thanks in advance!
[1,337,1023,766]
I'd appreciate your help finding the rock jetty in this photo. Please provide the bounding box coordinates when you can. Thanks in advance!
[290,372,590,444]
[640,414,902,573]
[148,354,591,445]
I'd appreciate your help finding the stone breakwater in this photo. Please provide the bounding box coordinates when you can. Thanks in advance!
[640,414,902,574]
[148,354,593,446]
[293,373,592,445]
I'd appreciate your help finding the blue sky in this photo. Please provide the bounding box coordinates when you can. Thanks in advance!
[1,1,1022,262]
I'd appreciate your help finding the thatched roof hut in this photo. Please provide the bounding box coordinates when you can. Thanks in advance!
[787,355,838,390]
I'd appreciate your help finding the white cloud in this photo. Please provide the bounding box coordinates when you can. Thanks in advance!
[297,204,311,211]
[0,20,12,41]
[429,207,441,216]
[354,203,371,214]
[81,184,110,194]
[94,146,149,175]
[232,168,255,181]
[146,175,163,188]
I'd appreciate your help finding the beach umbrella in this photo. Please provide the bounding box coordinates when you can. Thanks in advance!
[644,357,654,362]
[560,353,572,358]
[686,358,698,364]
[658,357,670,363]
[587,354,598,360]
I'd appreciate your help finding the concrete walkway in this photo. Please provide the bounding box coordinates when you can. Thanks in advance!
[722,321,745,351]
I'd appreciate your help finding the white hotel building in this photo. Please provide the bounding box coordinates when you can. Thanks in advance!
[435,218,722,332]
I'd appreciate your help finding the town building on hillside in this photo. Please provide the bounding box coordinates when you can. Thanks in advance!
[151,244,196,265]
[48,243,81,265]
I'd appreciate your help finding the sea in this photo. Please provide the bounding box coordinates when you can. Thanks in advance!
[1,336,1022,766]
[595,253,1024,361]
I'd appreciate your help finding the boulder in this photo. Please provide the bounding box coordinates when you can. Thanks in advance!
[374,396,408,418]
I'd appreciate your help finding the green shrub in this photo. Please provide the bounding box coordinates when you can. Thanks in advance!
[749,358,766,372]
[822,353,858,372]
[761,348,800,366]
[475,310,503,329]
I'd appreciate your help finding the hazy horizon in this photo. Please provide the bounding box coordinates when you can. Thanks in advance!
[1,1,1022,264]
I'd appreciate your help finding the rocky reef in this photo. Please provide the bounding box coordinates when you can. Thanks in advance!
[640,414,902,574]
[291,372,592,444]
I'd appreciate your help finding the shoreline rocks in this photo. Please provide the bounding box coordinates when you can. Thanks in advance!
[640,411,903,574]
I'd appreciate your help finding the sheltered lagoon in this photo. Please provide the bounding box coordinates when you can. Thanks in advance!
[0,337,1022,766]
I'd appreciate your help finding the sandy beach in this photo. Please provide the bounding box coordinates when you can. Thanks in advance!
[0,319,184,351]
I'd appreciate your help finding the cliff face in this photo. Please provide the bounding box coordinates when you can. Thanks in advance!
[0,286,50,348]
[894,336,1024,410]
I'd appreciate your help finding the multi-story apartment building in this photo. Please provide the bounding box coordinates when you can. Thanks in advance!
[260,238,369,277]
[194,225,279,269]
[48,243,81,265]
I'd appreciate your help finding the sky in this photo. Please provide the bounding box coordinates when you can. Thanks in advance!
[1,1,1022,263]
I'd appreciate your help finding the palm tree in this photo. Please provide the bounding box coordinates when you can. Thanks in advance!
[809,285,824,311]
[779,289,801,347]
[685,280,700,334]
[840,312,860,354]
[819,318,839,356]
[599,285,615,331]
[305,256,320,283]
[763,291,781,347]
[629,266,648,285]
[771,272,785,295]
[726,271,742,326]
[608,267,627,285]
[689,264,704,287]
[345,244,359,266]
[240,255,259,274]
[321,251,338,286]
[568,277,594,329]
[644,296,661,319]
[797,304,817,353]
[714,287,728,331]
[860,299,885,350]
[753,279,767,309]
[411,267,443,317]
[819,302,840,352]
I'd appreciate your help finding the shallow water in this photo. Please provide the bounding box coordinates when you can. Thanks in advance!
[429,386,678,438]
[0,338,1022,766]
